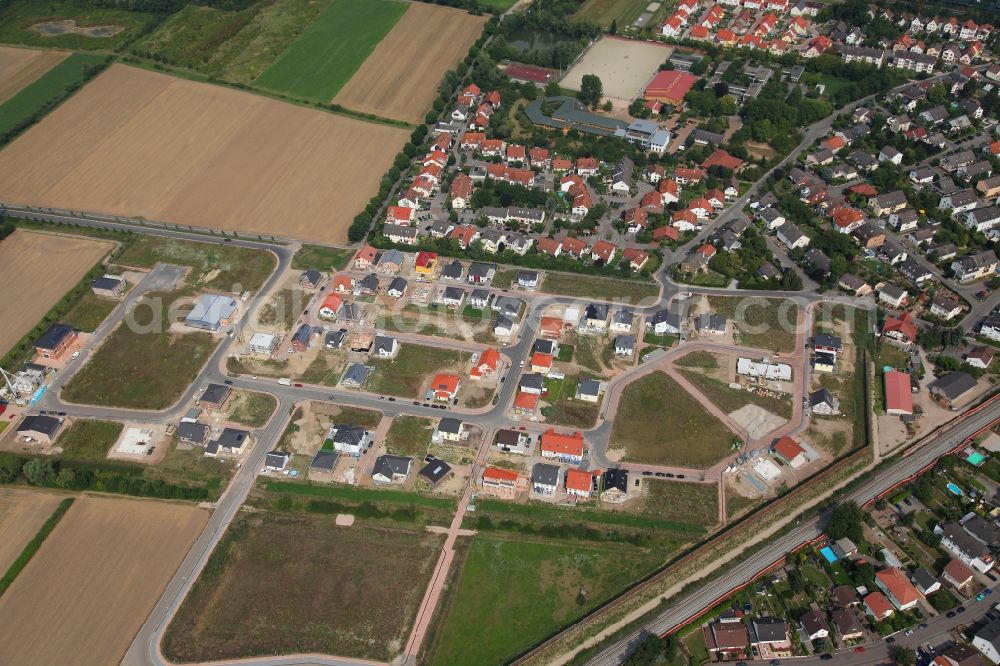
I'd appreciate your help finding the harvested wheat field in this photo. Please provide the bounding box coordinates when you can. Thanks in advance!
[0,495,206,666]
[0,46,66,105]
[0,230,114,357]
[0,488,62,573]
[333,3,485,123]
[0,64,409,243]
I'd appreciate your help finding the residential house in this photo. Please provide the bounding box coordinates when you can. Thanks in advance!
[372,455,412,484]
[540,429,585,464]
[748,617,792,659]
[810,388,840,415]
[481,466,522,499]
[884,370,914,416]
[800,610,829,641]
[942,558,976,591]
[936,521,994,572]
[864,591,895,621]
[495,429,531,455]
[875,567,921,610]
[327,424,371,457]
[531,462,561,494]
[928,371,978,407]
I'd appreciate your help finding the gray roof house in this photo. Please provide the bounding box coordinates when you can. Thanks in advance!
[341,363,372,388]
[928,371,977,404]
[177,422,209,445]
[531,462,561,494]
[372,455,412,484]
[419,457,452,486]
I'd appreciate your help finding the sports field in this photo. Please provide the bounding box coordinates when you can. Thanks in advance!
[0,46,66,105]
[0,65,409,243]
[0,230,113,357]
[333,3,486,123]
[0,488,63,574]
[255,0,407,100]
[562,36,673,100]
[0,496,207,666]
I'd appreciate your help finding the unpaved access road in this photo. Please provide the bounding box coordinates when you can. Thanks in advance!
[0,495,207,666]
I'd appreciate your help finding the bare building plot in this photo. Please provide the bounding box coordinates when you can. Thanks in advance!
[0,65,409,244]
[0,495,207,666]
[561,36,674,101]
[0,45,67,105]
[0,230,114,357]
[333,4,486,123]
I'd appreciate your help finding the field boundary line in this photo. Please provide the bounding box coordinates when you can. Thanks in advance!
[0,497,74,598]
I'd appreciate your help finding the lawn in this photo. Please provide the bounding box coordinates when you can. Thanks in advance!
[876,343,909,371]
[0,1,159,50]
[544,375,601,428]
[475,0,521,9]
[263,479,454,509]
[574,0,651,26]
[707,296,798,353]
[164,511,442,662]
[56,419,123,460]
[59,291,119,332]
[611,371,736,468]
[0,53,107,137]
[291,244,354,271]
[62,291,219,409]
[428,536,662,666]
[490,268,517,289]
[541,272,659,303]
[115,236,276,292]
[227,391,277,427]
[368,344,469,398]
[679,369,792,419]
[642,480,719,529]
[137,4,259,70]
[725,487,759,520]
[385,415,433,457]
[676,351,719,369]
[255,0,407,100]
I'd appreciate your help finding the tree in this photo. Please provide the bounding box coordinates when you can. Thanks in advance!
[892,647,916,666]
[610,18,617,34]
[691,57,709,75]
[602,100,613,112]
[578,74,603,109]
[544,81,561,98]
[827,501,864,542]
[22,458,55,486]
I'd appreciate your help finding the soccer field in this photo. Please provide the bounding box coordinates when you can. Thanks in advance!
[254,0,406,100]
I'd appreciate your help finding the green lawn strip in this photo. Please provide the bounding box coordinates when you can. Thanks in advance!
[385,415,433,457]
[0,1,159,50]
[611,371,737,468]
[429,535,663,666]
[643,332,678,347]
[59,292,119,332]
[255,0,408,100]
[642,479,719,529]
[56,419,123,460]
[474,499,704,534]
[707,296,798,353]
[291,244,354,271]
[62,291,219,409]
[541,272,659,302]
[0,52,107,137]
[0,497,74,598]
[679,368,792,420]
[264,480,456,509]
[368,344,469,399]
[114,236,276,292]
[676,350,718,369]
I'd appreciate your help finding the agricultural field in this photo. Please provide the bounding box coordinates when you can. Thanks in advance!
[0,230,113,358]
[0,65,409,244]
[164,510,441,662]
[62,291,218,409]
[0,496,207,666]
[611,371,736,468]
[0,51,106,137]
[0,0,160,51]
[429,535,662,666]
[255,0,407,101]
[332,3,487,123]
[707,296,799,353]
[0,46,66,105]
[562,36,673,100]
[0,488,62,574]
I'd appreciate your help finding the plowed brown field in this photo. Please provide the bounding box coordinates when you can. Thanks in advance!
[0,46,66,105]
[332,3,485,123]
[0,64,409,243]
[0,489,62,573]
[0,230,114,357]
[0,496,206,666]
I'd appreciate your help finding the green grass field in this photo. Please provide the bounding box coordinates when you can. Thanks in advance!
[541,272,659,302]
[62,291,218,409]
[0,53,106,137]
[707,296,798,353]
[679,369,793,419]
[611,371,736,468]
[429,536,661,665]
[368,344,470,399]
[642,480,719,529]
[0,1,159,50]
[574,0,656,27]
[291,244,354,271]
[385,415,433,457]
[255,0,407,100]
[59,291,119,332]
[56,419,123,460]
[115,236,276,292]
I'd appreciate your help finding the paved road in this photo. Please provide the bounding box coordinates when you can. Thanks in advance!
[583,400,1000,666]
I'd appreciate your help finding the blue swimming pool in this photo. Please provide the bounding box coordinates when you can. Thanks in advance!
[946,482,963,496]
[967,452,986,466]
[820,546,838,563]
